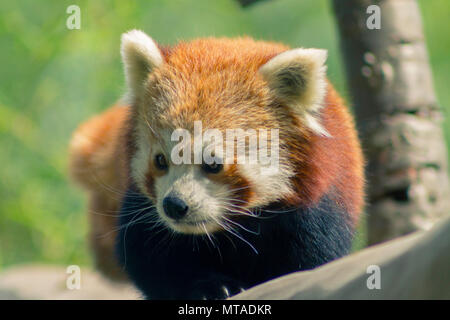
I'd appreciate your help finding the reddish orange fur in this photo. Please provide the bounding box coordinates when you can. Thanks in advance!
[212,163,254,205]
[69,105,130,280]
[285,83,364,221]
[69,37,364,280]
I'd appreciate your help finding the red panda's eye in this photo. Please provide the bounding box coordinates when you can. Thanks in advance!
[202,162,223,174]
[155,154,168,170]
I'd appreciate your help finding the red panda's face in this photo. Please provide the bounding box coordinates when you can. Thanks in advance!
[130,113,295,234]
[121,30,328,234]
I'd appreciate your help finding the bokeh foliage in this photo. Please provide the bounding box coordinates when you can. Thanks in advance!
[0,0,448,268]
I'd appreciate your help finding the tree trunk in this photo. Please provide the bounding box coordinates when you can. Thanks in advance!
[332,0,450,244]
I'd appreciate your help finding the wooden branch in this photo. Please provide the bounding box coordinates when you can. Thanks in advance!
[233,217,450,299]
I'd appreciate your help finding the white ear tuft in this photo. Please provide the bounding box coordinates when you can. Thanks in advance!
[121,29,163,100]
[259,48,329,136]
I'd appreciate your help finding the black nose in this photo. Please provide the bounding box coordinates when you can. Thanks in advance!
[163,196,189,220]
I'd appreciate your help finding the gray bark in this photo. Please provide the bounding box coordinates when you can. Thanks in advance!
[332,0,450,244]
[233,217,450,299]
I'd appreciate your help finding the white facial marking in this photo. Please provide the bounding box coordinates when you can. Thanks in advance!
[121,29,163,101]
[155,164,228,234]
[130,120,152,193]
[259,48,330,137]
[131,124,296,235]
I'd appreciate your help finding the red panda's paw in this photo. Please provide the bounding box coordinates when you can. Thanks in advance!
[191,276,246,300]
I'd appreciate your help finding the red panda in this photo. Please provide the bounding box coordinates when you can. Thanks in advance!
[69,30,364,299]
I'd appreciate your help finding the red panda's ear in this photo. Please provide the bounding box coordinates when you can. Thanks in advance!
[259,48,329,136]
[121,30,163,101]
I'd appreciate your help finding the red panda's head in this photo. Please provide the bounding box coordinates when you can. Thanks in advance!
[121,30,329,234]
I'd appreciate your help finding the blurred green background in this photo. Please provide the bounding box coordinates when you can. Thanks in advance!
[0,0,448,269]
